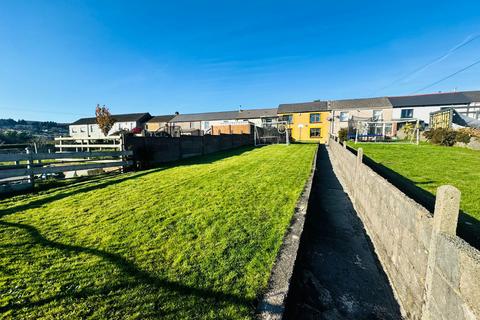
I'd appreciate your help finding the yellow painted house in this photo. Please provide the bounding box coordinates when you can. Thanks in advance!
[278,101,330,143]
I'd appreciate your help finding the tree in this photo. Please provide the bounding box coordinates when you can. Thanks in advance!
[95,104,115,136]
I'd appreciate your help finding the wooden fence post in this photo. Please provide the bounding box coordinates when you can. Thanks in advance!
[25,147,34,190]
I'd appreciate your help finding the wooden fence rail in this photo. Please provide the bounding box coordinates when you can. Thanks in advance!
[54,136,123,152]
[0,150,133,194]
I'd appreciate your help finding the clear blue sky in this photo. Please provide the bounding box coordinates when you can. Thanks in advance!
[1,0,480,122]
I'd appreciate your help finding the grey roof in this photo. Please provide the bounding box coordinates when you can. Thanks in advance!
[462,90,480,102]
[388,91,480,108]
[170,108,278,122]
[277,101,328,113]
[147,115,176,123]
[329,97,392,110]
[236,108,278,119]
[71,113,151,125]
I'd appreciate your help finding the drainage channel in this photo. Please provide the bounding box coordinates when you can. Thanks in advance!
[283,145,402,320]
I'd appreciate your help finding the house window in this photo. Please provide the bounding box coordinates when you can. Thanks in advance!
[310,113,321,123]
[401,109,414,118]
[281,114,293,124]
[310,128,321,138]
[262,118,273,127]
[373,110,383,121]
[339,112,349,122]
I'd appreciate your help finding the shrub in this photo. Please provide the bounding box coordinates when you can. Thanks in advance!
[338,128,348,143]
[423,129,433,141]
[455,129,471,144]
[425,128,457,146]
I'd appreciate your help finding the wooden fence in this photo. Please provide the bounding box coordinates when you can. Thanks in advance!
[0,149,133,195]
[54,136,123,152]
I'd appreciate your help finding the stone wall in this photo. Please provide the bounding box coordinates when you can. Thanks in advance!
[328,137,480,320]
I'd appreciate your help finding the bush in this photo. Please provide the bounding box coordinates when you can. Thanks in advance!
[423,130,433,141]
[338,128,348,143]
[424,128,457,146]
[455,129,471,144]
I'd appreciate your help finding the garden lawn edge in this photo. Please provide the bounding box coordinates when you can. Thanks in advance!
[256,144,318,320]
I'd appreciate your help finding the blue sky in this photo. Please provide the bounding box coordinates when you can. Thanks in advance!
[1,0,480,122]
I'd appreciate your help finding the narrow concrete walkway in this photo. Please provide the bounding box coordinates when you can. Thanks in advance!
[284,145,402,320]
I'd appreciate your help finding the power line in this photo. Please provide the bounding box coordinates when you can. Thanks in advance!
[374,34,480,95]
[412,57,480,94]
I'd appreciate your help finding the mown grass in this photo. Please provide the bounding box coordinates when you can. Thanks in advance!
[0,144,316,319]
[348,142,480,221]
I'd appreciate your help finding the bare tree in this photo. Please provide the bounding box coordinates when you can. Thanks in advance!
[95,104,115,136]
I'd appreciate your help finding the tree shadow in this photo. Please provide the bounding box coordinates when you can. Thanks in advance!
[0,169,162,219]
[0,220,255,314]
[148,145,259,168]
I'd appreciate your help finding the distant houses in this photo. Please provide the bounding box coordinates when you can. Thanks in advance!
[167,108,278,136]
[69,113,151,139]
[68,90,480,142]
[277,101,330,143]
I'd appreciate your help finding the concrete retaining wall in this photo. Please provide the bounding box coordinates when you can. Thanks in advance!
[124,134,253,168]
[328,137,480,320]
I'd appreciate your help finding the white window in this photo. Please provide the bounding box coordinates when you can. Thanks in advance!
[373,110,383,121]
[339,112,349,122]
[401,109,414,118]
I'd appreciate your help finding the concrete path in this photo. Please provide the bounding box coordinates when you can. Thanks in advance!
[284,145,402,320]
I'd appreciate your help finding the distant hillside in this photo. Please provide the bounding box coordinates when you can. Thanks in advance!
[0,118,68,146]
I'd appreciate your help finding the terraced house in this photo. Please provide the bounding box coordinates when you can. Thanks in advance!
[277,101,330,143]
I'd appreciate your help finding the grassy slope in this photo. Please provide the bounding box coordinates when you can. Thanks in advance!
[349,142,480,220]
[0,145,316,319]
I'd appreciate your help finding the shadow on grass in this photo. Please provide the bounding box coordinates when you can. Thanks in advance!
[349,147,480,249]
[0,146,259,219]
[0,220,255,314]
[156,145,258,168]
[0,170,161,219]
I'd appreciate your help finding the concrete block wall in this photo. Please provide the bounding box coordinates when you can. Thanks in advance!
[328,137,480,320]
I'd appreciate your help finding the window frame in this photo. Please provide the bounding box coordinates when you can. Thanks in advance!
[310,113,321,123]
[309,128,321,138]
[372,110,383,121]
[401,109,414,119]
[339,112,349,122]
[281,114,293,124]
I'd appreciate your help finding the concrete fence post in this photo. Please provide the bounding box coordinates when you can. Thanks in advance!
[343,141,347,149]
[350,147,364,202]
[432,185,461,235]
[422,185,461,319]
[356,147,363,168]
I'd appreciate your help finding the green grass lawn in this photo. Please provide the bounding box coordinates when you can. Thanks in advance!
[0,144,317,319]
[348,142,480,221]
